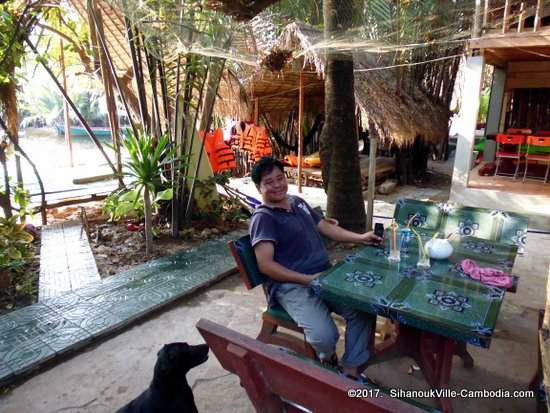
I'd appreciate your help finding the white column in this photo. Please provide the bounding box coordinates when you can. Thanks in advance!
[451,55,484,193]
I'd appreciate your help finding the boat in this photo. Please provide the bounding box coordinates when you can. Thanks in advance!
[54,124,129,139]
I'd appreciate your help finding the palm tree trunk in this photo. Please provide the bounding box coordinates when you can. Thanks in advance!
[320,0,366,233]
[0,143,12,218]
[143,185,153,255]
[1,80,23,187]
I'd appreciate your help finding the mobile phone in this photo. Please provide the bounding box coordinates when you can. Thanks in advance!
[374,223,384,238]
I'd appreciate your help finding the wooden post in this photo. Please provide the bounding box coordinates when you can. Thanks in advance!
[254,98,259,125]
[518,2,526,33]
[534,0,542,32]
[59,36,74,167]
[482,0,489,29]
[502,0,511,34]
[366,136,378,231]
[473,0,481,37]
[297,70,304,193]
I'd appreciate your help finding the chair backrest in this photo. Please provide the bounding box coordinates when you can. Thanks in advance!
[197,318,433,413]
[496,134,525,145]
[528,136,550,147]
[506,128,532,135]
[228,235,266,290]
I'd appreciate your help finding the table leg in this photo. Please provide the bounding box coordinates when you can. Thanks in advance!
[454,342,474,368]
[373,324,457,413]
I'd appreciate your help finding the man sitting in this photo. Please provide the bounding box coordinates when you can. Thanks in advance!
[249,157,382,380]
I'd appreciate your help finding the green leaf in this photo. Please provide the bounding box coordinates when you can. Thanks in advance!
[155,188,173,201]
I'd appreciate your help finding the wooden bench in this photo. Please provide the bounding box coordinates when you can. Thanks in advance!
[197,318,439,413]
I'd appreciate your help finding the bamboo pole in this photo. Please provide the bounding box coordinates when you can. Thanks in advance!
[124,15,149,131]
[158,59,171,140]
[483,0,489,29]
[474,0,481,37]
[143,49,162,137]
[254,98,259,124]
[184,48,229,226]
[502,0,511,33]
[25,38,119,177]
[518,2,526,32]
[366,136,378,232]
[534,0,542,32]
[297,69,304,193]
[87,0,138,138]
[93,6,122,182]
[171,93,185,237]
[59,36,74,167]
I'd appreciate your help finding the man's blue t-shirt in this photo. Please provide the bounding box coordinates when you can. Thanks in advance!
[249,195,330,306]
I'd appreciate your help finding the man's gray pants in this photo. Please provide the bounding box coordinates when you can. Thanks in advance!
[275,283,375,369]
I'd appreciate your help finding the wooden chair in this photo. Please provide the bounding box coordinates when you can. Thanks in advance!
[228,235,316,359]
[197,318,437,413]
[523,136,550,184]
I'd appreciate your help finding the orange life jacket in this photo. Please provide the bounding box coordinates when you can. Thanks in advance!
[200,128,237,173]
[252,125,272,161]
[238,122,255,152]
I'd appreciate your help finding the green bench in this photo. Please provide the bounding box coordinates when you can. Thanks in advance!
[197,318,442,413]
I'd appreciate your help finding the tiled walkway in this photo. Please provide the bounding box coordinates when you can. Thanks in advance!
[0,231,243,387]
[39,222,101,300]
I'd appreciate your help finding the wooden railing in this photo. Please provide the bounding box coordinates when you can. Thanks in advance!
[473,0,550,36]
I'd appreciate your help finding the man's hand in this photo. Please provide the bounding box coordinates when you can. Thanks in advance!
[310,272,322,280]
[357,231,383,246]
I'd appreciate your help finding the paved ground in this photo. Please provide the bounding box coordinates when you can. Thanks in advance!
[39,222,101,300]
[0,234,241,388]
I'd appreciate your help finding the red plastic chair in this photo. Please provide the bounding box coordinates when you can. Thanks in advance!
[536,130,550,137]
[523,136,550,184]
[495,134,526,179]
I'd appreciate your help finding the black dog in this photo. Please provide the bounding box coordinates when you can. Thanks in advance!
[116,342,209,413]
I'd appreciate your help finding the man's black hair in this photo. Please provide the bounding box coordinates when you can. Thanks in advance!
[251,157,285,185]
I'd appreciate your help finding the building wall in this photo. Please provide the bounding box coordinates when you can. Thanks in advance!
[449,55,550,231]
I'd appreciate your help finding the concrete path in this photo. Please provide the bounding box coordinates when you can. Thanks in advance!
[39,222,101,300]
[0,232,243,388]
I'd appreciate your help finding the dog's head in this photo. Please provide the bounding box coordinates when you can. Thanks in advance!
[154,342,209,381]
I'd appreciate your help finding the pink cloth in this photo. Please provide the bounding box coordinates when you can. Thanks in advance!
[460,259,513,289]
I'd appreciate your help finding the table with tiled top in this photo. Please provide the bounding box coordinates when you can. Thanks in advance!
[318,231,521,413]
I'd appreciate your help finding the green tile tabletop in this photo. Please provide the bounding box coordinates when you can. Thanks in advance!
[394,199,529,254]
[319,261,501,348]
[319,240,509,348]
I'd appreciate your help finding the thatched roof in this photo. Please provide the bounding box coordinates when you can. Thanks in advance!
[67,0,249,125]
[237,22,451,147]
[205,0,279,21]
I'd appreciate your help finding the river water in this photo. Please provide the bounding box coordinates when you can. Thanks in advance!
[2,127,123,204]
